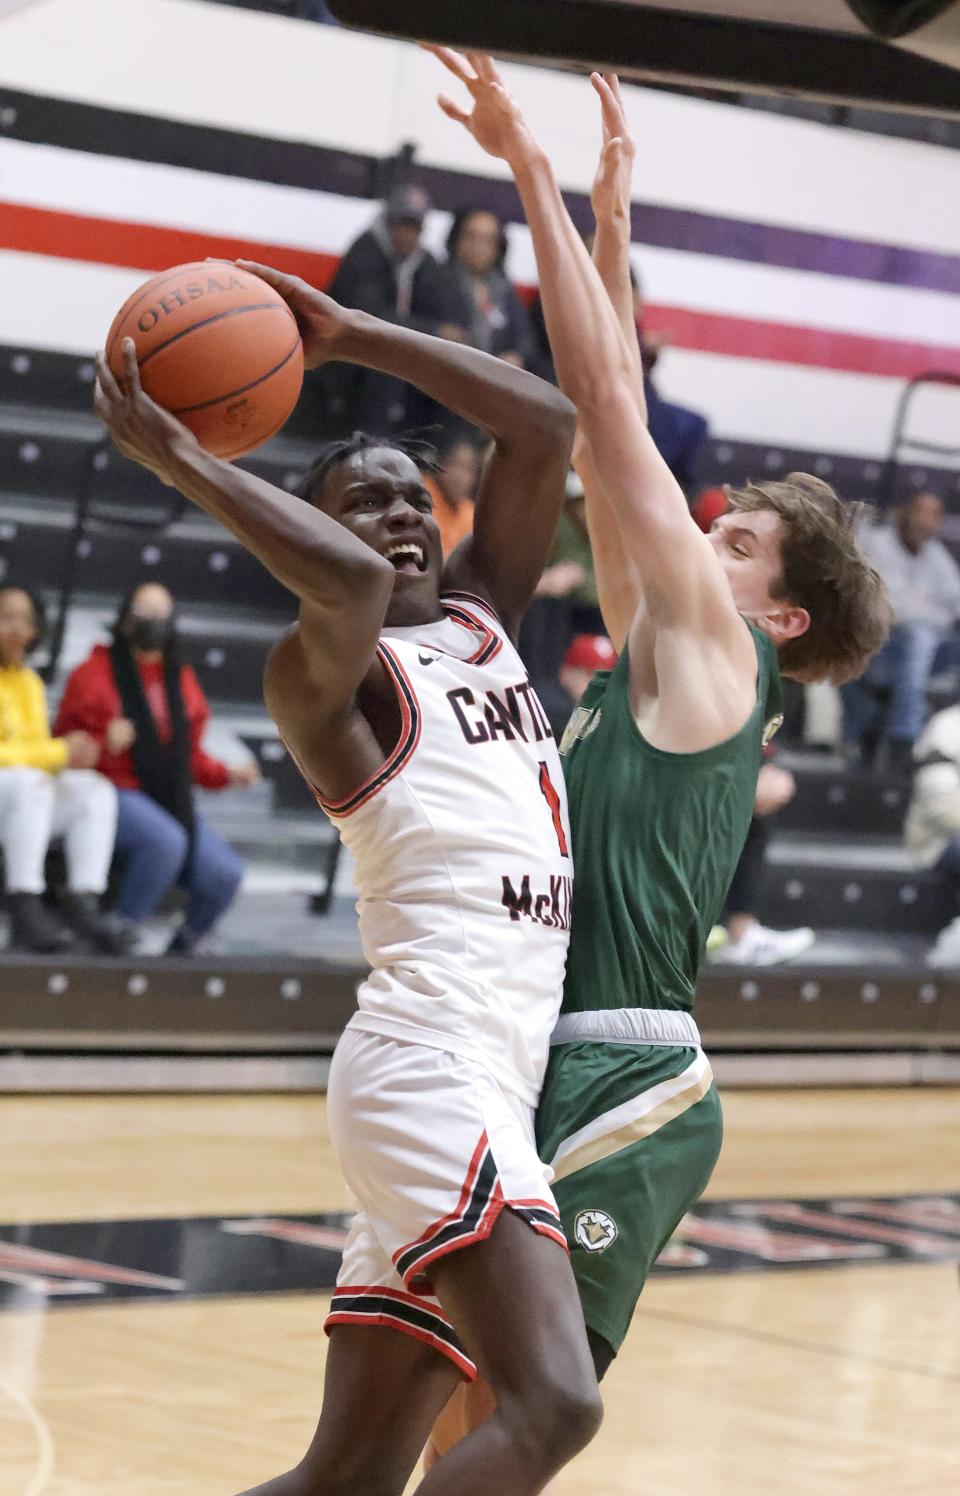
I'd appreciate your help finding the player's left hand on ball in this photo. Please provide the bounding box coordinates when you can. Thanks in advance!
[424,46,537,164]
[94,340,199,485]
[234,261,355,370]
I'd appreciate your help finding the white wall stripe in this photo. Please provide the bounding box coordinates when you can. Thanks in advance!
[5,250,953,458]
[1,0,959,259]
[3,137,957,352]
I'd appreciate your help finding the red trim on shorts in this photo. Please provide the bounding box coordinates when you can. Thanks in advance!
[406,1184,507,1290]
[398,1132,491,1260]
[521,1219,570,1253]
[325,1283,477,1380]
[325,1311,476,1381]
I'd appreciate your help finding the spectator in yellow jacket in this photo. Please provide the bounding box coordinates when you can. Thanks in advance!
[0,587,131,953]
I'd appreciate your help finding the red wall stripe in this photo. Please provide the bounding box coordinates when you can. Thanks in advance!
[0,201,340,290]
[641,303,960,380]
[2,200,959,380]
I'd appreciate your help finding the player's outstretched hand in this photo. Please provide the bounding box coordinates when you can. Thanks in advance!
[424,46,539,165]
[234,261,357,370]
[589,73,635,234]
[94,340,200,485]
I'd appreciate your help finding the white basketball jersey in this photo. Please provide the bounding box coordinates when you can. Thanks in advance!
[309,591,572,1106]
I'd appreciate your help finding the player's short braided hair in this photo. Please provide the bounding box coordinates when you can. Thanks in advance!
[300,432,439,507]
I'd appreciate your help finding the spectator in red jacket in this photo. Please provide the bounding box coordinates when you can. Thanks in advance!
[55,583,258,954]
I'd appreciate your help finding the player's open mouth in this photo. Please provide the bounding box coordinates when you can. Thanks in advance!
[384,542,427,575]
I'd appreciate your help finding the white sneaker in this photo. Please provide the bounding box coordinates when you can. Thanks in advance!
[723,922,816,966]
[926,915,960,968]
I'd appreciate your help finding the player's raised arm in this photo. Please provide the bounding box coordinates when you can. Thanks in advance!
[427,50,741,653]
[93,339,394,727]
[573,73,647,650]
[238,262,575,638]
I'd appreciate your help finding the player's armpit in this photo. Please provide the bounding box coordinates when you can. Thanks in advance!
[628,608,760,754]
[263,605,394,803]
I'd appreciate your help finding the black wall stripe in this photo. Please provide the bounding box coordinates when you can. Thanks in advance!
[0,82,544,232]
[0,86,380,196]
[3,86,959,297]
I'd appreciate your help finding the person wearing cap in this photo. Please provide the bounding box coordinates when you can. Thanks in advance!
[559,634,617,710]
[314,185,467,438]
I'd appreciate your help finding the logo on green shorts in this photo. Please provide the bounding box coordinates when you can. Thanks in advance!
[573,1209,618,1253]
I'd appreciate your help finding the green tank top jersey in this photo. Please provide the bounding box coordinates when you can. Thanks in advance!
[558,624,783,1016]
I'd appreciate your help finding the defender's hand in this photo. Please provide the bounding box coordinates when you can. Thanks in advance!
[589,73,635,233]
[94,340,200,485]
[425,47,539,166]
[234,261,357,370]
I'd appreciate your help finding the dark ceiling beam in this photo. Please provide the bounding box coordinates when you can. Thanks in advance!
[328,0,960,116]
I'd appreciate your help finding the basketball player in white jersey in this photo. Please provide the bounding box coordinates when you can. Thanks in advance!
[94,283,602,1494]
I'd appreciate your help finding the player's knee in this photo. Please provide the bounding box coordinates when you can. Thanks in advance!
[511,1372,603,1466]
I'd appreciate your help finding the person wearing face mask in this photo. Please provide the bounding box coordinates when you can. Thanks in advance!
[54,583,258,954]
[0,585,131,954]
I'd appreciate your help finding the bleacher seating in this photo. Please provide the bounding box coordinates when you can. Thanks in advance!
[0,342,346,947]
[3,338,960,970]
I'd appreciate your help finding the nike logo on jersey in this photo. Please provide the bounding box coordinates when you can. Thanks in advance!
[418,652,439,666]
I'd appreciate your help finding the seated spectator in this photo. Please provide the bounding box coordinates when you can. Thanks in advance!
[423,436,480,557]
[313,184,464,439]
[905,703,960,967]
[709,761,815,966]
[435,209,534,368]
[55,583,258,955]
[0,586,129,954]
[842,492,960,774]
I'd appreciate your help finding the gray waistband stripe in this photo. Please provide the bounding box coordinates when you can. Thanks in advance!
[550,1007,702,1048]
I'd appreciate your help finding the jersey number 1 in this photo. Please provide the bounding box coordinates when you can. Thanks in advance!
[539,762,569,856]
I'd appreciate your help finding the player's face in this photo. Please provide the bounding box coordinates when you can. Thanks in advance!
[0,588,37,667]
[321,449,443,626]
[707,509,789,620]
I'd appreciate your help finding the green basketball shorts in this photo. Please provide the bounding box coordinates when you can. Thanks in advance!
[536,1040,723,1356]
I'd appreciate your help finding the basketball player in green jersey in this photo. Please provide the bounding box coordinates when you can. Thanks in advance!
[428,49,891,1401]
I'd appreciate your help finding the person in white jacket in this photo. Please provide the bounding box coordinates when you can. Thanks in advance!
[905,703,960,965]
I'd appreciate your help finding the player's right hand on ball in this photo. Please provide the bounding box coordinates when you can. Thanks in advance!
[94,340,200,485]
[234,262,355,370]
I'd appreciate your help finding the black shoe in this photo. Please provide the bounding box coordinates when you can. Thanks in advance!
[6,893,76,954]
[886,739,916,778]
[165,927,202,956]
[61,893,138,955]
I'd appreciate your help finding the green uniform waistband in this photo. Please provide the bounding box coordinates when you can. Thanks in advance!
[551,1007,701,1048]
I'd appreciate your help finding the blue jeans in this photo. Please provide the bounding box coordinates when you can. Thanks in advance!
[113,790,244,935]
[841,621,942,748]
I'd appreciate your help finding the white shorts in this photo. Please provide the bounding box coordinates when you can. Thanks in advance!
[324,1027,566,1379]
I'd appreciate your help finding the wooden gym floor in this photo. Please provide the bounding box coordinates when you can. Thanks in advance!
[0,1086,958,1496]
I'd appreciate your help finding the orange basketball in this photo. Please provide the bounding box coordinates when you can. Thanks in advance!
[106,261,304,459]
